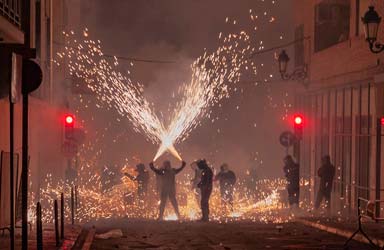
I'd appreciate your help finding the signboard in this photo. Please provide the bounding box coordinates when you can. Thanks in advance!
[279,131,296,148]
[0,45,36,99]
[10,53,22,103]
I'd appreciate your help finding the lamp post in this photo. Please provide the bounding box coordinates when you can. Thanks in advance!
[277,50,307,81]
[362,6,384,54]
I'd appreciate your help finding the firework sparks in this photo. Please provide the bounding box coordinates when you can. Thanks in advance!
[31,162,289,224]
[43,3,300,225]
[56,30,166,147]
[154,141,182,161]
[57,10,258,161]
[153,27,258,159]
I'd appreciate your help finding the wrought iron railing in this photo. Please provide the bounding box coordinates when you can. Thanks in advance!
[0,0,21,28]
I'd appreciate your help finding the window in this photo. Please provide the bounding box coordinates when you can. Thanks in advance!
[343,88,352,204]
[0,0,22,27]
[355,86,372,200]
[315,0,350,52]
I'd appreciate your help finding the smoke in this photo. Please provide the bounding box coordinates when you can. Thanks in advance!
[60,0,295,179]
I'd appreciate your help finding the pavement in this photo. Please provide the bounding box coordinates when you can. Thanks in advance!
[0,224,83,250]
[0,216,382,249]
[296,216,384,249]
[87,218,374,250]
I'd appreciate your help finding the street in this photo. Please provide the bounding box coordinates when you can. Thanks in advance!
[89,219,372,250]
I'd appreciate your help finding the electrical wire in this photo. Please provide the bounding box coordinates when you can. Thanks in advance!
[53,41,176,64]
[248,36,311,59]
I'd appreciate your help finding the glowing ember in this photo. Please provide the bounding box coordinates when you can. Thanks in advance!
[164,214,178,221]
[30,164,289,224]
[154,141,182,161]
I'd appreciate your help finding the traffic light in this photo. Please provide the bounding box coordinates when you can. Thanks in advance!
[65,115,74,126]
[294,114,303,140]
[64,114,75,139]
[62,114,86,158]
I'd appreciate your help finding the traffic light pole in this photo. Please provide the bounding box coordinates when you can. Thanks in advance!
[294,140,301,203]
[21,0,31,248]
[9,98,15,250]
[21,94,28,250]
[293,141,301,165]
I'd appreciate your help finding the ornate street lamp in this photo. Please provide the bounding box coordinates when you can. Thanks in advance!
[277,50,307,81]
[362,6,384,53]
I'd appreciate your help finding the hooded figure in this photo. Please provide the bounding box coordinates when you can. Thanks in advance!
[125,163,150,202]
[190,162,203,204]
[215,163,236,211]
[150,160,186,220]
[283,155,300,207]
[197,159,213,222]
[315,155,335,210]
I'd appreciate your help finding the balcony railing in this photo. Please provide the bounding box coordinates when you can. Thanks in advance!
[0,0,21,28]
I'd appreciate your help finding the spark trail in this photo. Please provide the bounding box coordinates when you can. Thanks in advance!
[56,29,167,151]
[56,7,280,160]
[58,30,188,160]
[154,29,257,160]
[57,27,257,161]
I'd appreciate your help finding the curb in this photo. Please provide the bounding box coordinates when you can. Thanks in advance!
[296,218,384,247]
[81,228,96,250]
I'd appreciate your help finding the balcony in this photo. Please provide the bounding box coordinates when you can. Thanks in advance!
[0,0,21,27]
[0,0,24,43]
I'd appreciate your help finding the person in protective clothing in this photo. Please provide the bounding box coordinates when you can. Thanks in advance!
[283,155,300,208]
[190,162,202,204]
[315,155,335,211]
[214,163,236,211]
[149,160,186,220]
[125,163,150,202]
[197,159,213,222]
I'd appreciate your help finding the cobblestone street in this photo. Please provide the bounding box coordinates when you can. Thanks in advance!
[89,219,373,250]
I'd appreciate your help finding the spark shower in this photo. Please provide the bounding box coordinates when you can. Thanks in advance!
[57,12,260,161]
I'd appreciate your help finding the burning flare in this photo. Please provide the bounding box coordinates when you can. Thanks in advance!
[154,140,182,161]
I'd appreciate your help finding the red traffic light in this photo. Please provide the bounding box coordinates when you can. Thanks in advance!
[65,115,74,126]
[293,115,304,141]
[294,115,303,125]
[381,117,384,126]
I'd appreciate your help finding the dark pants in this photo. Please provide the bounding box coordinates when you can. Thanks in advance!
[200,187,212,221]
[315,188,331,210]
[287,187,299,206]
[159,189,179,219]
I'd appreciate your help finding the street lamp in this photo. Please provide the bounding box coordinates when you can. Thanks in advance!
[277,50,307,81]
[361,6,384,54]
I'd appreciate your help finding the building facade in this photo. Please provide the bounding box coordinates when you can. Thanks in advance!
[293,0,384,214]
[0,0,69,197]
